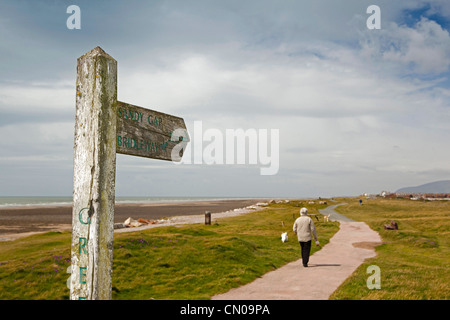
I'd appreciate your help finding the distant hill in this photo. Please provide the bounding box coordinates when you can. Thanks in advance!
[396,180,450,193]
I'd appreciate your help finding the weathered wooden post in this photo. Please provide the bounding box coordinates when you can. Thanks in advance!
[69,46,189,300]
[205,211,211,225]
[70,47,117,300]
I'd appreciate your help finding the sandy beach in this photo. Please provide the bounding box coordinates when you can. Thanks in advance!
[0,199,265,241]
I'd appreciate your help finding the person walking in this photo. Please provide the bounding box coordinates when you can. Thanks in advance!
[293,207,320,267]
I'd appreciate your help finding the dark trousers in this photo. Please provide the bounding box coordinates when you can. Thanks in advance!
[299,240,312,266]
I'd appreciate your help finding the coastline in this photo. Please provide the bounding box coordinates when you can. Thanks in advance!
[0,199,267,241]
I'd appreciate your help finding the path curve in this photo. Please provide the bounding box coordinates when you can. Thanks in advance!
[212,204,382,300]
[319,203,353,222]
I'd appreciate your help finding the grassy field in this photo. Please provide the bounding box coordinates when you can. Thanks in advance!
[329,197,450,300]
[0,200,339,300]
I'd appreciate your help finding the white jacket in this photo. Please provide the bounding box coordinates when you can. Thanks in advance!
[293,215,318,242]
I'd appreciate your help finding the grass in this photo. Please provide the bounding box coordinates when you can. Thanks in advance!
[0,200,338,300]
[0,231,72,300]
[329,197,450,300]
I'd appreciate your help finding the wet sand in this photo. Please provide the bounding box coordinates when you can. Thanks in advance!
[0,199,263,239]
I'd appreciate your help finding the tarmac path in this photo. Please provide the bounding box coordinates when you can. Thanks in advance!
[319,203,354,222]
[212,203,382,300]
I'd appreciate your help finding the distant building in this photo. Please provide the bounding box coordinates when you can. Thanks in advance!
[381,191,450,200]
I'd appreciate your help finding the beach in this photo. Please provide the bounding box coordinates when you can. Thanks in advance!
[0,199,264,241]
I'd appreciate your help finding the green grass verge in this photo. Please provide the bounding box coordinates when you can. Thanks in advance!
[0,200,338,300]
[329,197,450,300]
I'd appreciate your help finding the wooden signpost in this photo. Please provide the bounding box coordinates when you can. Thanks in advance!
[70,47,188,300]
[116,101,187,161]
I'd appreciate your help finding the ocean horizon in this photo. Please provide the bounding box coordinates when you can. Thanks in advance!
[0,196,273,208]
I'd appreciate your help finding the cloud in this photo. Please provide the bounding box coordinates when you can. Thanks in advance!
[1,0,450,196]
[360,17,450,75]
[119,37,449,123]
[0,81,73,127]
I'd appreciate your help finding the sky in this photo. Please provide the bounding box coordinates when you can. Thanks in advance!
[1,0,450,198]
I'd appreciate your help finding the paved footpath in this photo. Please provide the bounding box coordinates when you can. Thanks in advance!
[212,204,382,300]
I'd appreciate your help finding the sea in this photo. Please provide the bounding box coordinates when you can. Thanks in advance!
[0,196,261,209]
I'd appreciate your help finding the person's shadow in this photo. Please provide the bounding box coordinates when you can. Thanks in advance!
[307,264,341,267]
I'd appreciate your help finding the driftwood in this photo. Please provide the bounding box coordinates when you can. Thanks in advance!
[384,220,398,230]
